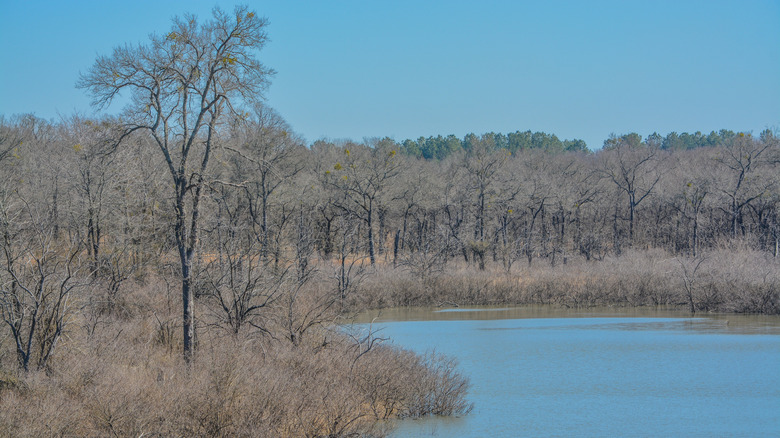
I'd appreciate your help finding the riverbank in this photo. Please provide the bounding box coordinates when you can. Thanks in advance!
[351,248,780,315]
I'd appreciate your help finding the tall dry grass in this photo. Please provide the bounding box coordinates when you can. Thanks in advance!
[354,248,780,314]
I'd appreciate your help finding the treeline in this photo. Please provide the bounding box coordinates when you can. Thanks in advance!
[396,128,744,161]
[1,112,778,293]
[399,130,588,159]
[1,114,778,279]
[316,127,778,269]
[604,129,742,151]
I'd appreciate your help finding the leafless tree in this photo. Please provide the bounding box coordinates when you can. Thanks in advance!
[324,139,401,265]
[678,256,706,314]
[714,133,775,239]
[668,151,713,257]
[0,193,88,371]
[0,116,33,164]
[462,137,509,269]
[226,104,305,265]
[57,116,124,276]
[78,6,274,362]
[333,212,367,303]
[600,136,665,247]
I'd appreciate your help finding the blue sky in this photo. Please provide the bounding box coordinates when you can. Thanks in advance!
[1,0,778,149]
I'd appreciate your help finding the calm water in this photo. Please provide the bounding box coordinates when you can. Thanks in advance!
[348,307,780,437]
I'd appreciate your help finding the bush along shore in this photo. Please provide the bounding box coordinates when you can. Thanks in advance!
[0,273,472,437]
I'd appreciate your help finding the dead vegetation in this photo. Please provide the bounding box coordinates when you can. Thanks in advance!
[355,247,780,315]
[0,274,472,438]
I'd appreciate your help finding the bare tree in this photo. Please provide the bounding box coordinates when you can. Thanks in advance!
[600,136,664,247]
[516,151,555,267]
[678,257,706,314]
[462,137,509,269]
[669,151,713,257]
[57,116,123,276]
[551,153,601,265]
[440,158,471,263]
[0,116,32,163]
[78,6,273,362]
[0,193,87,372]
[325,139,401,265]
[333,212,367,303]
[714,133,775,239]
[226,105,305,265]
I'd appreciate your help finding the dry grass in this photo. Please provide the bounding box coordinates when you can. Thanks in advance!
[353,248,780,314]
[0,276,471,438]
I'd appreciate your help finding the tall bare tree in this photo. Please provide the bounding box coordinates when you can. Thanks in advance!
[462,136,509,269]
[714,133,775,239]
[226,105,305,265]
[0,202,86,372]
[78,6,274,362]
[325,139,401,265]
[600,136,664,247]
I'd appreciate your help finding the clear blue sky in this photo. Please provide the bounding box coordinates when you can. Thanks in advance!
[1,0,778,149]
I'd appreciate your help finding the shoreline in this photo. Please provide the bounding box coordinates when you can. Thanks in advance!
[345,304,780,337]
[345,249,780,316]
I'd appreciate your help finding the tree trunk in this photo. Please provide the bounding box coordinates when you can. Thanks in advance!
[628,193,635,245]
[181,250,194,363]
[377,208,386,258]
[692,214,699,258]
[393,229,400,268]
[261,176,269,264]
[367,201,375,265]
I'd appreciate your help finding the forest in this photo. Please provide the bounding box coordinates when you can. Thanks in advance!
[1,6,779,437]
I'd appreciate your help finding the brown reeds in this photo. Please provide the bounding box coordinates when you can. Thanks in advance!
[355,248,779,314]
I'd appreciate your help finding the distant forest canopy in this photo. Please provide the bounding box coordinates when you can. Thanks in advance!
[1,112,777,273]
[385,128,758,160]
[399,131,588,159]
[604,129,749,151]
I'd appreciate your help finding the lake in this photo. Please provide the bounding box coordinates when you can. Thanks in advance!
[348,307,780,437]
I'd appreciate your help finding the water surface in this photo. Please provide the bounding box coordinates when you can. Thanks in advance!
[348,307,780,437]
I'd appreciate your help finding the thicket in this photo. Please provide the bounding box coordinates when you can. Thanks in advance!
[0,276,471,437]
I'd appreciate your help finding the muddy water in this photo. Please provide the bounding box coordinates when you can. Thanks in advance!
[346,306,780,437]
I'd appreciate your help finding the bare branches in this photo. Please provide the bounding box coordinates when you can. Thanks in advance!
[0,198,88,371]
[678,256,707,313]
[78,6,275,362]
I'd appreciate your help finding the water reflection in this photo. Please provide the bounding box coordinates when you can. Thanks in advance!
[349,305,780,335]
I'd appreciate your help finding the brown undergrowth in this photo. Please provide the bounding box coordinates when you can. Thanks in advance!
[0,276,471,438]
